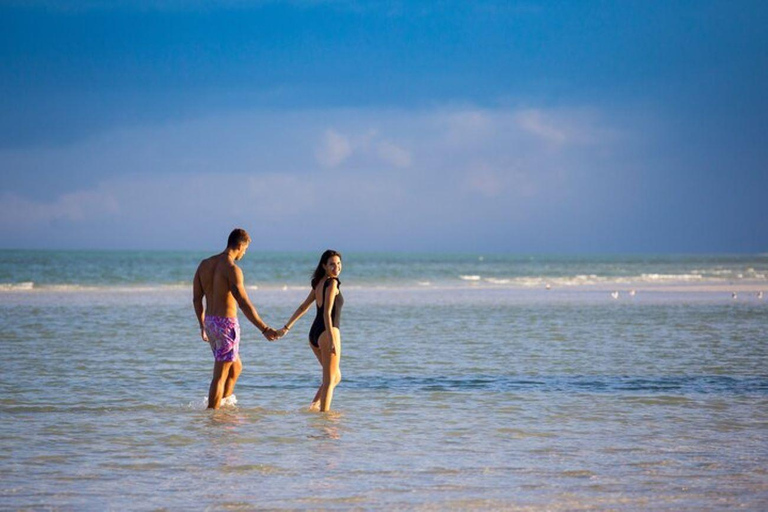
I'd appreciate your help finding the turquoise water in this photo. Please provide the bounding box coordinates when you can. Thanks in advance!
[1,252,767,510]
[1,250,767,289]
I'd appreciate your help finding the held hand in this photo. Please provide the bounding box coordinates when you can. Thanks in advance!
[262,327,279,341]
[276,327,289,339]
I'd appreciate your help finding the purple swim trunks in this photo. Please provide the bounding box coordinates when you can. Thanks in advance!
[204,316,240,362]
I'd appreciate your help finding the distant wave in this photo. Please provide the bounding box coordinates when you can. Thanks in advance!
[639,273,703,281]
[0,282,191,293]
[0,282,35,291]
[0,282,346,294]
[1,270,766,295]
[465,272,767,288]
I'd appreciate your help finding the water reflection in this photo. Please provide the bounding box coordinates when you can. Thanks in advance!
[194,409,256,476]
[307,411,343,440]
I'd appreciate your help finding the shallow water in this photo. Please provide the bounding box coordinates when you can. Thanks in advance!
[1,256,768,510]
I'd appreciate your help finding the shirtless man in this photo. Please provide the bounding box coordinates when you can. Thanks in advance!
[193,228,278,409]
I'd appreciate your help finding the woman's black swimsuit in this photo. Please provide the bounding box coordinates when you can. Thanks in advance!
[309,277,344,348]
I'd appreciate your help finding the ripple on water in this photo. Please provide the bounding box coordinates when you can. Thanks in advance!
[496,428,557,439]
[219,464,288,475]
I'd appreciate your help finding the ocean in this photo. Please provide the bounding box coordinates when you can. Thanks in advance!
[1,251,766,510]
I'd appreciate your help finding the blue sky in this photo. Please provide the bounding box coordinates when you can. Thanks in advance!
[1,0,766,252]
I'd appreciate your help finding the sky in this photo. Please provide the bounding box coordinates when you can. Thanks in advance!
[1,0,766,253]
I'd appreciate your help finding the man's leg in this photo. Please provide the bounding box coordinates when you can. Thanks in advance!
[208,360,232,409]
[223,356,242,399]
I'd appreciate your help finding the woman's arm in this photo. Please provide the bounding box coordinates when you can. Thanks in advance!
[323,279,340,353]
[276,289,315,338]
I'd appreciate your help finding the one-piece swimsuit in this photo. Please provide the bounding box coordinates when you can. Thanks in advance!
[309,277,343,348]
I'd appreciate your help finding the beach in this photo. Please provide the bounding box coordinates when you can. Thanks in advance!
[4,0,767,508]
[1,251,767,510]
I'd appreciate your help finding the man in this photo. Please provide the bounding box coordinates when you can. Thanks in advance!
[193,228,278,409]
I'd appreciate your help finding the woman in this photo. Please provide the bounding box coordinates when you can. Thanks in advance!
[278,250,344,412]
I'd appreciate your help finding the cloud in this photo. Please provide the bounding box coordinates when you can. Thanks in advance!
[0,104,637,250]
[314,127,411,169]
[375,140,411,168]
[462,160,540,199]
[514,107,620,147]
[315,129,353,168]
[441,109,494,146]
[515,109,568,144]
[465,165,504,197]
[0,189,119,229]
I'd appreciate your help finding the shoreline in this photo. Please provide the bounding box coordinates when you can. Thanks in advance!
[0,281,765,294]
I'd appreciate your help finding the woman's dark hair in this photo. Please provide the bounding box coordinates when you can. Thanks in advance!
[311,250,342,288]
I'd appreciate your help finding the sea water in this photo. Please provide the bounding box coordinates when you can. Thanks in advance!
[0,251,766,510]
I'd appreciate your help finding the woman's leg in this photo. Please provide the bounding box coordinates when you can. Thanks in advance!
[318,329,342,412]
[309,342,323,410]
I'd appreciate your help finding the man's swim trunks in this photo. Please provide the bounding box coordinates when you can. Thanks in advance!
[204,316,240,362]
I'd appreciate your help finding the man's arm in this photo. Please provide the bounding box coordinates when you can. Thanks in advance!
[192,266,208,342]
[229,265,272,336]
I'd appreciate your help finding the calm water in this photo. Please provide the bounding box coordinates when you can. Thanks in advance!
[1,252,767,510]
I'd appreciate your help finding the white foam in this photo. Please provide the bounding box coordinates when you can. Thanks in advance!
[192,394,238,409]
[575,274,600,281]
[221,394,238,407]
[0,282,34,291]
[453,272,749,288]
[640,273,704,282]
[704,269,733,276]
[0,283,192,293]
[502,275,607,288]
[187,397,209,410]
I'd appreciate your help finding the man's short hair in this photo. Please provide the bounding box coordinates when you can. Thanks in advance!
[227,228,251,249]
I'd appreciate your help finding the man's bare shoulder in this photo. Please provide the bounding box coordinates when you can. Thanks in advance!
[201,253,223,265]
[195,254,218,277]
[195,255,210,274]
[198,253,239,277]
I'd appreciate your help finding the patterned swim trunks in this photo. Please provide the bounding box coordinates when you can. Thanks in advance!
[204,316,240,362]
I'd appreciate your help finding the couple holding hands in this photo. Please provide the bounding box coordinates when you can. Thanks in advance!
[193,229,343,412]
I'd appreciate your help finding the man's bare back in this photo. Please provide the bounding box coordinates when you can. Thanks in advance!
[193,238,275,335]
[195,253,241,319]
